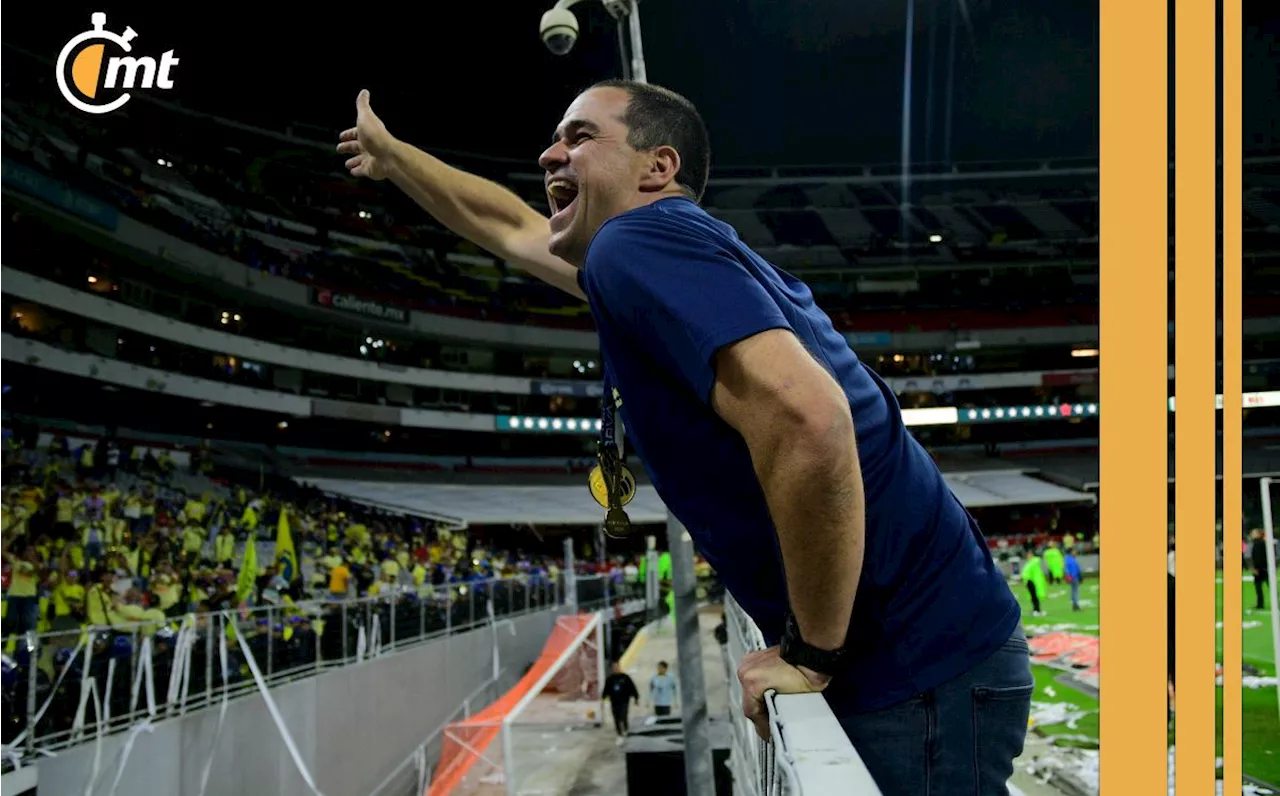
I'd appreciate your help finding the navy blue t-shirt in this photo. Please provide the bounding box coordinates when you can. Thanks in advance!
[578,197,1019,715]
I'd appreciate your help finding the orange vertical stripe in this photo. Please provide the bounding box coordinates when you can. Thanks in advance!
[1220,0,1243,791]
[1099,0,1169,792]
[1174,0,1217,790]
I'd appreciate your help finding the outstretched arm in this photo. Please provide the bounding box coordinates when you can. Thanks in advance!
[338,90,584,301]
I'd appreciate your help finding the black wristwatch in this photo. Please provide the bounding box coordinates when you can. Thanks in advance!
[779,612,847,677]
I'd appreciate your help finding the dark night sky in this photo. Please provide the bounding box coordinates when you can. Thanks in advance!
[5,1,1278,170]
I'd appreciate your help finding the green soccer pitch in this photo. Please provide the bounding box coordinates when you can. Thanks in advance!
[1012,573,1279,787]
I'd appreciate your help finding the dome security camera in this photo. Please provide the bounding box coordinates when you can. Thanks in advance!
[539,7,579,56]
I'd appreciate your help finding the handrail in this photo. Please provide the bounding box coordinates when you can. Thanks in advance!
[721,593,883,796]
[0,573,640,770]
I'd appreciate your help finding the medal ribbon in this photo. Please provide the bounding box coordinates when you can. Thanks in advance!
[600,374,623,459]
[597,371,633,537]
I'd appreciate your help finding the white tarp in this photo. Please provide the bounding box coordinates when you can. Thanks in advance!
[943,470,1096,508]
[299,479,671,526]
[300,469,1092,527]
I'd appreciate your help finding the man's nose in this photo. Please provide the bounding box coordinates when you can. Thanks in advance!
[538,141,568,172]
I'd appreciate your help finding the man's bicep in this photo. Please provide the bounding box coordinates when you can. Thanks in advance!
[710,328,850,442]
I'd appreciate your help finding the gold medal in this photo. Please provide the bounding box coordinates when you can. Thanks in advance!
[588,463,636,508]
[603,507,632,539]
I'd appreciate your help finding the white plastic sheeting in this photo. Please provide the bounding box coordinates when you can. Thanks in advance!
[299,469,1092,527]
[297,479,672,526]
[942,470,1096,508]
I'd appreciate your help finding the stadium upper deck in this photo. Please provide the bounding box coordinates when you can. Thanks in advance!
[2,43,1277,467]
[6,43,1278,343]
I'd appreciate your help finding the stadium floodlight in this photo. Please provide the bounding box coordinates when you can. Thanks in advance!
[539,0,648,84]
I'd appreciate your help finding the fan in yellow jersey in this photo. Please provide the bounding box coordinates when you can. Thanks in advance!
[3,544,42,636]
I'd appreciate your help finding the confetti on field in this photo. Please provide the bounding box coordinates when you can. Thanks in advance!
[1215,675,1279,689]
[1023,747,1099,794]
[1029,700,1092,730]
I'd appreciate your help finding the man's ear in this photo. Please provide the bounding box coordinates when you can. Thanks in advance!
[639,145,681,192]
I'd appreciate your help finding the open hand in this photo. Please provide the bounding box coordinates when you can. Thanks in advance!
[737,646,830,741]
[336,89,396,181]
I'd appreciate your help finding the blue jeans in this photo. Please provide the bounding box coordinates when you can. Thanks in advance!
[1070,581,1080,609]
[838,627,1033,796]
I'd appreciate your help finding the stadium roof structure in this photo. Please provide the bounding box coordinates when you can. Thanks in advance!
[1013,437,1280,491]
[299,470,1094,527]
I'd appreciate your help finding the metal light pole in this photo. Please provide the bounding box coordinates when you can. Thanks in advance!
[667,515,715,796]
[624,1,648,84]
[541,7,716,794]
[564,537,577,610]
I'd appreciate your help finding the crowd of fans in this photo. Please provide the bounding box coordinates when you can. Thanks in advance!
[0,428,652,753]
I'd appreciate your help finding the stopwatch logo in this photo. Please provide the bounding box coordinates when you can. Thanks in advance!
[56,12,179,115]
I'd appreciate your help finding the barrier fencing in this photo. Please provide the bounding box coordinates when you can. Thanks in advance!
[721,592,883,796]
[0,573,642,771]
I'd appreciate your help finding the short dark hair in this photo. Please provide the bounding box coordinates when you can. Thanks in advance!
[588,79,711,202]
[658,660,668,668]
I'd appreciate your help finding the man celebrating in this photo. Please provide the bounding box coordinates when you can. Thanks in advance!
[338,82,1029,796]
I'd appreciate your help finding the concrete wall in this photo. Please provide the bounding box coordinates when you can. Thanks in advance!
[35,609,562,796]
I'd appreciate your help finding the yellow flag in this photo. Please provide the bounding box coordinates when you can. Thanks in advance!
[276,508,298,585]
[236,537,257,605]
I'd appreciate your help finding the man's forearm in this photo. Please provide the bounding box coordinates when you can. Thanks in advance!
[382,139,585,300]
[384,139,535,259]
[753,419,865,651]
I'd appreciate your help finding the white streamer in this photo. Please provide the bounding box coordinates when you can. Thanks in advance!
[73,677,101,794]
[178,631,194,715]
[488,599,499,681]
[414,745,428,795]
[71,640,96,743]
[81,657,115,796]
[165,618,197,717]
[196,615,232,796]
[356,625,367,663]
[104,634,159,796]
[370,614,382,659]
[128,635,157,720]
[164,626,189,716]
[105,720,154,796]
[228,612,324,796]
[3,632,89,760]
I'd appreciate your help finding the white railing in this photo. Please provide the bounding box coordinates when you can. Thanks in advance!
[722,593,883,796]
[0,573,641,771]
